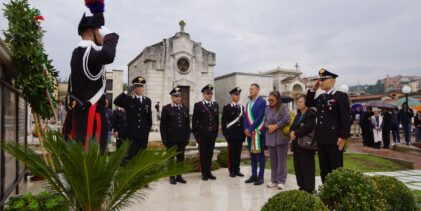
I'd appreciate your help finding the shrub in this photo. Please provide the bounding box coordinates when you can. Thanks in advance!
[5,191,69,211]
[318,168,381,211]
[370,175,417,211]
[217,147,228,168]
[185,156,221,173]
[261,190,328,211]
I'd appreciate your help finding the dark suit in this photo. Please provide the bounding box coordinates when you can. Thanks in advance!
[114,93,152,161]
[306,89,351,183]
[382,111,392,148]
[192,101,219,176]
[360,111,374,147]
[222,103,246,174]
[160,104,191,164]
[290,109,317,193]
[111,109,127,149]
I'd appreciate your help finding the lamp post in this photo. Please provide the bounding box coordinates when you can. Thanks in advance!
[402,85,411,106]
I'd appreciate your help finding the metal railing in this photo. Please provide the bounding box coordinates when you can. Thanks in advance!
[0,77,28,207]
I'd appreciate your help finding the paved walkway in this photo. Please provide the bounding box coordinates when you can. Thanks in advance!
[365,170,421,190]
[126,166,322,211]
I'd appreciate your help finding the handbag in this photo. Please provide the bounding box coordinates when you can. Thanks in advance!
[282,111,295,135]
[297,130,317,151]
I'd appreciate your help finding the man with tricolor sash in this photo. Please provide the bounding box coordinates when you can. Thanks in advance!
[244,83,267,185]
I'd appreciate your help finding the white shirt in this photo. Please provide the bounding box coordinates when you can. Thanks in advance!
[326,88,335,95]
[203,100,213,106]
[135,95,143,103]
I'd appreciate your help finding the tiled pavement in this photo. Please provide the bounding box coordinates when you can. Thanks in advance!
[365,170,421,190]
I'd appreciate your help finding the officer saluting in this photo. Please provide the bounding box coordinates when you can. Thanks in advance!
[193,84,219,181]
[222,87,246,177]
[305,68,351,183]
[114,76,152,163]
[160,87,191,185]
[64,0,119,152]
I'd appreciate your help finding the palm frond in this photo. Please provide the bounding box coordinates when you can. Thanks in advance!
[2,130,191,211]
[105,147,190,211]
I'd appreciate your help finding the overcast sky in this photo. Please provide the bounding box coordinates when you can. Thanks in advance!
[1,0,420,86]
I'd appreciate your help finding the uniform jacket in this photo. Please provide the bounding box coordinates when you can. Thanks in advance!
[306,89,351,145]
[221,103,246,142]
[111,109,127,137]
[70,33,119,103]
[160,104,191,144]
[192,100,219,139]
[113,93,152,139]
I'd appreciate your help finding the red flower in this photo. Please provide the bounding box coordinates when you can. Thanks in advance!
[34,15,44,21]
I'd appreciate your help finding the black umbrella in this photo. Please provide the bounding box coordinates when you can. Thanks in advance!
[365,101,395,109]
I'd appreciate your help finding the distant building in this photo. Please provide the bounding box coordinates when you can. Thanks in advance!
[105,69,124,106]
[127,21,215,114]
[215,67,306,111]
[409,80,421,93]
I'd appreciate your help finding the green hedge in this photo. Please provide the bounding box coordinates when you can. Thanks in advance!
[217,147,228,168]
[370,175,417,211]
[5,191,68,211]
[319,168,381,211]
[261,190,328,211]
[185,156,220,173]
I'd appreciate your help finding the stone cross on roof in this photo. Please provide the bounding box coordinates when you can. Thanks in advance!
[179,20,186,32]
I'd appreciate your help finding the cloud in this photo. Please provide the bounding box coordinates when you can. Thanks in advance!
[0,0,420,86]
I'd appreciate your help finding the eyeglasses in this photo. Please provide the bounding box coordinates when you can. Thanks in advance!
[268,99,275,102]
[206,93,213,95]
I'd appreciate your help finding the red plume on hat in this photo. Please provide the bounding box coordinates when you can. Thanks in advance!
[84,0,105,14]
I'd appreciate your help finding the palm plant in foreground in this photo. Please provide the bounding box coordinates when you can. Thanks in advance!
[2,130,189,211]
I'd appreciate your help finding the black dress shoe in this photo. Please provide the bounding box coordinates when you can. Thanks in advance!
[202,175,208,181]
[245,176,257,183]
[208,173,217,180]
[229,172,236,177]
[236,172,244,177]
[169,177,176,185]
[176,176,187,184]
[254,178,264,186]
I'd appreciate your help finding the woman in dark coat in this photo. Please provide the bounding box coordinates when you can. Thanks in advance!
[290,95,317,193]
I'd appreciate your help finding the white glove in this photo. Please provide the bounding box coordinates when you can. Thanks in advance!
[99,26,112,37]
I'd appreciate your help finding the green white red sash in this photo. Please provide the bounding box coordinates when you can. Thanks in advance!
[246,101,264,153]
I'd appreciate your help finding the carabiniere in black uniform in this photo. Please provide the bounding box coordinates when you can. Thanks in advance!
[305,68,351,183]
[111,107,127,149]
[114,76,152,162]
[64,5,119,153]
[160,87,191,184]
[193,84,219,180]
[221,87,246,177]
